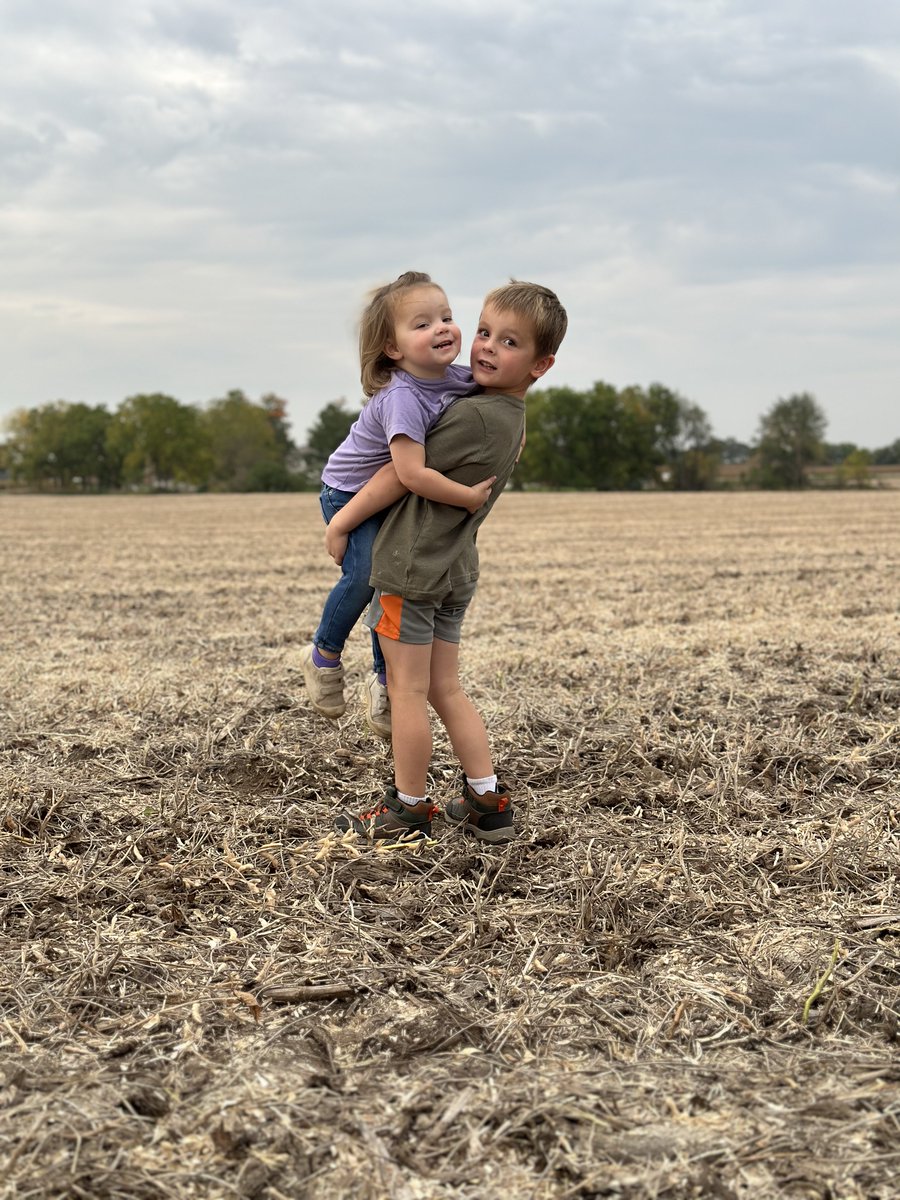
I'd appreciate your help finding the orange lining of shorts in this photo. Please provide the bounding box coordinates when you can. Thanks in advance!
[374,594,404,642]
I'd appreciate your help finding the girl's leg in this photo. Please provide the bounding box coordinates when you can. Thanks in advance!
[369,628,387,679]
[378,635,434,797]
[427,638,493,780]
[315,487,384,658]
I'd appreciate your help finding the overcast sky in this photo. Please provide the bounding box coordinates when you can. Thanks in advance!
[2,0,898,449]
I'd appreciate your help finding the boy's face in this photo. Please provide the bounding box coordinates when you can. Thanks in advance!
[384,286,461,380]
[469,303,554,398]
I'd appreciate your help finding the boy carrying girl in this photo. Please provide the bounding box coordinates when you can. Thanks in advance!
[326,279,568,843]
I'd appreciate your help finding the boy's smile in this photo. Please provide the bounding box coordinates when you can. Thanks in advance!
[384,286,462,380]
[470,303,554,398]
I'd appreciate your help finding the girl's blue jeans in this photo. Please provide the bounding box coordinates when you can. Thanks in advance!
[314,485,386,677]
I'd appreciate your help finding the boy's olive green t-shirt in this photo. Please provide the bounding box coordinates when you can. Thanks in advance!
[369,391,526,604]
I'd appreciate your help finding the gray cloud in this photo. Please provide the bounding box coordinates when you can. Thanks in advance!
[1,0,898,447]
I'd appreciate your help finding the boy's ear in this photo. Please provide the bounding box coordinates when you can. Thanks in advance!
[530,354,555,382]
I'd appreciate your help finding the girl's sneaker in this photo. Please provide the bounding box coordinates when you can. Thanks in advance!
[362,673,391,738]
[445,780,515,843]
[299,645,346,718]
[334,786,436,841]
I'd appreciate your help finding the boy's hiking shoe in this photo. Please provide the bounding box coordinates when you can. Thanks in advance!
[334,786,436,841]
[362,674,392,739]
[299,645,346,718]
[445,780,515,843]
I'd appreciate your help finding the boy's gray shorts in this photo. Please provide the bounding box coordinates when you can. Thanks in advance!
[364,581,478,645]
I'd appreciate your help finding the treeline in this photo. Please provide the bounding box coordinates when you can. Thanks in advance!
[1,391,307,492]
[2,384,898,492]
[516,386,899,490]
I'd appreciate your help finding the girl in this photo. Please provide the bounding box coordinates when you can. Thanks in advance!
[300,271,495,737]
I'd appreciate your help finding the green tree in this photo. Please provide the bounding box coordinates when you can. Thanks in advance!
[518,385,596,488]
[645,386,718,489]
[302,399,358,480]
[823,441,858,466]
[616,385,664,489]
[519,381,703,490]
[2,401,120,489]
[838,448,872,488]
[753,393,827,488]
[518,382,635,489]
[203,390,282,490]
[259,393,296,464]
[714,437,753,465]
[109,393,208,487]
[3,409,38,485]
[58,402,120,489]
[872,438,900,466]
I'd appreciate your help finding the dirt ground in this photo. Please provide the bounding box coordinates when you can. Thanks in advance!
[1,490,898,1199]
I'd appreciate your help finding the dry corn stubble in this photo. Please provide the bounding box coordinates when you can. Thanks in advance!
[1,490,899,1200]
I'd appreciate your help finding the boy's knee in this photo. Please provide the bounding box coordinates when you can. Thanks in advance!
[428,680,461,710]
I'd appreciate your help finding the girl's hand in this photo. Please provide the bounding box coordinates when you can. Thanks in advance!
[325,525,348,565]
[466,476,497,514]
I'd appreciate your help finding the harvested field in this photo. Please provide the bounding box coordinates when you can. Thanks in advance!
[1,490,898,1200]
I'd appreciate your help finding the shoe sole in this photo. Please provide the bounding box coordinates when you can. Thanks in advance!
[445,810,516,844]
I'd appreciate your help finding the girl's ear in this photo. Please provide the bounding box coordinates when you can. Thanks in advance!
[384,340,403,362]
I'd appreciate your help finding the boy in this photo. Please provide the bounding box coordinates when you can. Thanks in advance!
[328,280,568,843]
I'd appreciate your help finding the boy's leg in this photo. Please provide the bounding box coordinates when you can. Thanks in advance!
[408,590,513,844]
[379,636,433,798]
[334,604,434,840]
[426,638,493,780]
[427,617,516,844]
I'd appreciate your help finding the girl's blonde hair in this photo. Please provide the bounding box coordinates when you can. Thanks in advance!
[359,271,437,397]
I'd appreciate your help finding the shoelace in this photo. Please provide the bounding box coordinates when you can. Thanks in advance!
[358,803,389,821]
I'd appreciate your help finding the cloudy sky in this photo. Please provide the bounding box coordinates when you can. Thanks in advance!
[2,0,898,449]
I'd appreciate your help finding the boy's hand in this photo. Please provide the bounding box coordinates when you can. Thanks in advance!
[466,476,497,513]
[325,525,349,565]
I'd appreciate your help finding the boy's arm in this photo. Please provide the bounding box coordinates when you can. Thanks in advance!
[390,436,495,512]
[324,463,406,564]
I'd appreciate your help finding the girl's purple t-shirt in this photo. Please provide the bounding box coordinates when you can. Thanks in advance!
[321,365,475,493]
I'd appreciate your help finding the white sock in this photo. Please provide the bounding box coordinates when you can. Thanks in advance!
[466,774,498,796]
[397,790,427,808]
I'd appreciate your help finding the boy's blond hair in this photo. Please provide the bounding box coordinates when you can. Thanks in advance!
[482,279,568,361]
[359,271,440,398]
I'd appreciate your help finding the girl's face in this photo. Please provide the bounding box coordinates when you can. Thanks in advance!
[384,287,461,380]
